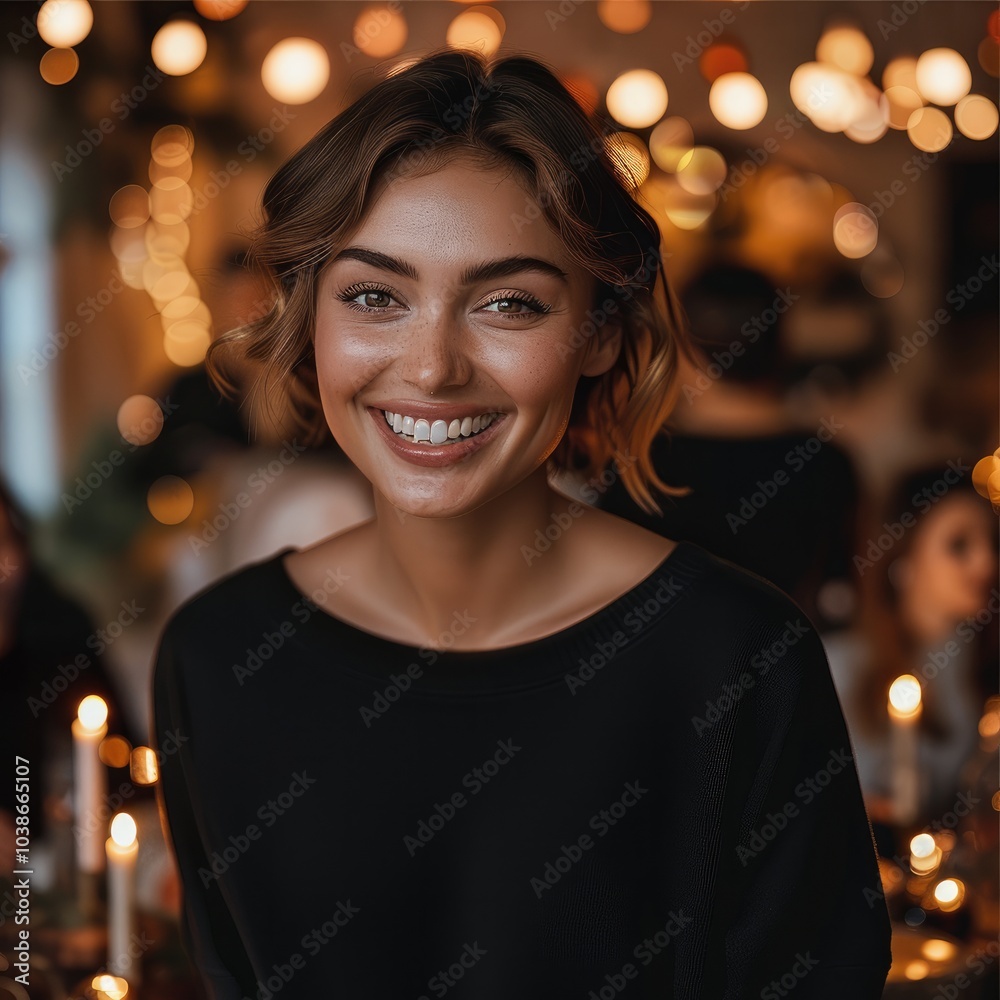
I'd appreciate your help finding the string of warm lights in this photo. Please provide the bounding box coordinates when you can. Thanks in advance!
[30,0,999,533]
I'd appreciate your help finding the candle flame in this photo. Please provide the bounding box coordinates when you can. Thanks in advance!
[933,877,965,910]
[888,674,922,717]
[77,694,108,731]
[909,833,936,858]
[110,812,137,848]
[91,974,129,999]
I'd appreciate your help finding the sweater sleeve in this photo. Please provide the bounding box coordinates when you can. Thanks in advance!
[710,613,893,998]
[151,622,257,1000]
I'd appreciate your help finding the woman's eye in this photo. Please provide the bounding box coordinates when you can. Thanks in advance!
[338,285,396,312]
[482,294,549,318]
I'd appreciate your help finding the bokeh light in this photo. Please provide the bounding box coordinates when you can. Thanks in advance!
[37,0,93,48]
[261,38,330,103]
[709,72,767,129]
[117,395,165,446]
[151,19,208,76]
[955,94,999,139]
[914,48,972,106]
[597,0,652,34]
[446,10,503,55]
[147,476,195,523]
[109,185,150,229]
[907,106,953,152]
[192,0,248,19]
[816,24,874,76]
[790,62,864,132]
[676,147,727,195]
[606,69,668,128]
[833,203,878,258]
[353,4,408,58]
[99,735,132,768]
[699,43,748,83]
[39,47,80,85]
[882,86,924,130]
[649,116,694,172]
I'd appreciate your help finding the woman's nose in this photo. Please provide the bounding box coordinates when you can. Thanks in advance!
[397,314,473,394]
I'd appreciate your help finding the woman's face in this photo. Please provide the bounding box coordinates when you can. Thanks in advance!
[900,493,997,623]
[312,154,621,518]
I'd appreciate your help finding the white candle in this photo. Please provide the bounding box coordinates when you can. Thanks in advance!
[72,695,108,873]
[888,674,922,826]
[107,812,140,985]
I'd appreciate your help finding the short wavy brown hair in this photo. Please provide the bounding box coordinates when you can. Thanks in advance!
[207,47,693,515]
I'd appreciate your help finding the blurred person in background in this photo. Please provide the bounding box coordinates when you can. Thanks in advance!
[0,478,132,874]
[598,262,862,632]
[823,464,998,831]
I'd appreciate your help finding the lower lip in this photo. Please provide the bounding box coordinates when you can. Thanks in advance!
[367,408,507,468]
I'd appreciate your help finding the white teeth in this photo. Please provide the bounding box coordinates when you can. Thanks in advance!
[380,408,499,445]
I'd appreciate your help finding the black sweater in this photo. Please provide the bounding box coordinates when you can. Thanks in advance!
[151,540,892,999]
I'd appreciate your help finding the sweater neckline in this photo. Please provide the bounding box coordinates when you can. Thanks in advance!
[267,539,709,694]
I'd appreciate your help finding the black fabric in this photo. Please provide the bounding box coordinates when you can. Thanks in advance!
[152,540,891,999]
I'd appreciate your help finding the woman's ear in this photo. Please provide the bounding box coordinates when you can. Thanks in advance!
[580,319,623,377]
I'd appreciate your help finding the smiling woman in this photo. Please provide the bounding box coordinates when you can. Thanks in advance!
[151,47,892,1000]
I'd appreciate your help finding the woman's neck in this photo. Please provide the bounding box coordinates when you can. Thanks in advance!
[361,463,582,647]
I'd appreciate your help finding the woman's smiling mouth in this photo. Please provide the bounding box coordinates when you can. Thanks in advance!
[366,405,507,467]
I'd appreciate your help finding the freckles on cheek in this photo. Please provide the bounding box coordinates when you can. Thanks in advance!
[315,327,392,398]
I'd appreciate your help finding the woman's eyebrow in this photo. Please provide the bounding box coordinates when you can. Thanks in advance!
[330,246,569,286]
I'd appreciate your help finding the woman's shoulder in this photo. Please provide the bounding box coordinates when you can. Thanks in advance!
[154,548,292,666]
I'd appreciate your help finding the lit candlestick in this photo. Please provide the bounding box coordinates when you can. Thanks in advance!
[72,695,108,873]
[106,813,140,985]
[908,833,942,875]
[888,675,922,826]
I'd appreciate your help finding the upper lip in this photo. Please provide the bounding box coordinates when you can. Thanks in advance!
[368,401,502,423]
